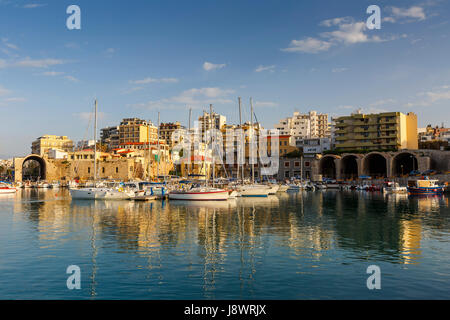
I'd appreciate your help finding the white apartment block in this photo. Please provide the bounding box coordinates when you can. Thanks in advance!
[198,111,226,135]
[275,111,329,139]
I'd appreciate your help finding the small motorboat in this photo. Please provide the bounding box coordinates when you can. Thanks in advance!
[382,181,407,194]
[169,186,229,201]
[0,183,17,194]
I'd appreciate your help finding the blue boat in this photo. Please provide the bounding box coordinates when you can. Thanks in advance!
[407,177,445,195]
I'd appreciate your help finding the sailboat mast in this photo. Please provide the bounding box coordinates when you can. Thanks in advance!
[250,97,254,184]
[147,120,151,181]
[157,112,160,180]
[188,107,191,177]
[93,99,97,185]
[210,104,214,188]
[238,97,243,184]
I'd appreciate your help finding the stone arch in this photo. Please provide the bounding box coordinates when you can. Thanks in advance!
[16,155,47,182]
[341,154,360,179]
[392,152,418,176]
[363,152,388,178]
[319,155,340,179]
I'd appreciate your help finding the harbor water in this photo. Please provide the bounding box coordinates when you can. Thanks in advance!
[0,189,449,299]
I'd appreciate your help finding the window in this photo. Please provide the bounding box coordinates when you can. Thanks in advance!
[294,162,300,167]
[87,167,90,174]
[102,167,105,174]
[304,161,310,167]
[284,161,290,167]
[116,167,118,173]
[284,170,290,178]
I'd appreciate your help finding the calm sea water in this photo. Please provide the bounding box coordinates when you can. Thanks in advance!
[0,189,449,300]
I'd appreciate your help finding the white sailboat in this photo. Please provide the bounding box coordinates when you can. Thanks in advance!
[70,99,134,200]
[168,104,229,201]
[237,98,270,198]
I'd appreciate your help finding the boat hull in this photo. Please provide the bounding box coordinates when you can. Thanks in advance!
[407,186,444,195]
[70,188,133,200]
[168,190,229,201]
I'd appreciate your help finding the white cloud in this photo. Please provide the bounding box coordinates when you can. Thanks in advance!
[203,61,226,71]
[255,65,276,72]
[282,16,398,54]
[321,21,380,44]
[130,77,179,84]
[385,6,427,23]
[4,42,18,50]
[4,97,26,102]
[132,87,234,110]
[14,57,65,68]
[426,90,450,102]
[41,71,64,76]
[64,75,79,82]
[320,17,353,27]
[281,37,332,53]
[22,3,47,9]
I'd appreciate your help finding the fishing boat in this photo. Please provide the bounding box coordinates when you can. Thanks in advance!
[407,177,445,195]
[0,182,17,194]
[277,184,289,192]
[382,181,407,194]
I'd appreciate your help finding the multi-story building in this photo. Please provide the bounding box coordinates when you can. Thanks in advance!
[100,126,120,150]
[334,111,418,151]
[198,111,226,137]
[295,137,331,156]
[75,140,95,151]
[159,121,183,146]
[31,135,74,156]
[118,118,158,146]
[275,111,330,139]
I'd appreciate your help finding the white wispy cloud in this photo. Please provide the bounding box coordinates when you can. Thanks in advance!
[14,57,65,68]
[282,16,399,54]
[22,3,47,9]
[282,37,332,53]
[132,87,234,110]
[130,77,179,84]
[64,75,79,82]
[203,61,226,71]
[40,71,64,76]
[255,65,276,72]
[4,97,26,102]
[404,86,450,107]
[384,6,427,23]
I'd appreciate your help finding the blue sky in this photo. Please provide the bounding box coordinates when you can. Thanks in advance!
[1,0,450,157]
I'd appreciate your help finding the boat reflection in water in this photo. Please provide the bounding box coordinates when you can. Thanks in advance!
[2,188,450,299]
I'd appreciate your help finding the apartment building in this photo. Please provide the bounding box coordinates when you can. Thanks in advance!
[198,111,226,136]
[334,111,418,151]
[100,126,120,150]
[275,111,330,139]
[31,135,74,156]
[159,121,183,146]
[118,118,158,146]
